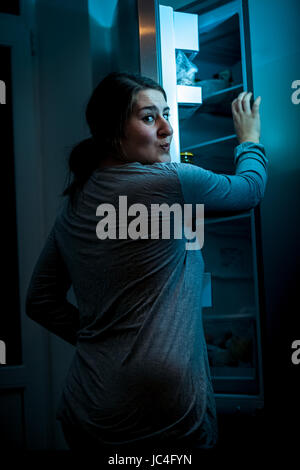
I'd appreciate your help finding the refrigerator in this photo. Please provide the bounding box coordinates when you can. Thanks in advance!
[137,0,265,417]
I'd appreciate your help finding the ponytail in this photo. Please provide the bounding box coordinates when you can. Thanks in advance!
[62,137,99,207]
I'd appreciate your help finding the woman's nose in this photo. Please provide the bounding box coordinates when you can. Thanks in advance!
[158,117,173,137]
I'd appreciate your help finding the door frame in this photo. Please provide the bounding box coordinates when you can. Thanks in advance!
[0,1,51,450]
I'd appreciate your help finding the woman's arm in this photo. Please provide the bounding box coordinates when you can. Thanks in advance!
[177,92,268,211]
[26,226,80,346]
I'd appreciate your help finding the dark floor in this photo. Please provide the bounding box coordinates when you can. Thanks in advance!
[6,411,292,467]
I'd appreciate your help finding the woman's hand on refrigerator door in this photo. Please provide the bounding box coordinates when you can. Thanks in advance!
[231,91,261,144]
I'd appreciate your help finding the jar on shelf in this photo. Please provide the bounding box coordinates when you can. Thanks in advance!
[180,152,194,164]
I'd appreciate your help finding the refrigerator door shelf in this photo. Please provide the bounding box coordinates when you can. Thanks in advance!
[174,11,199,51]
[177,84,202,104]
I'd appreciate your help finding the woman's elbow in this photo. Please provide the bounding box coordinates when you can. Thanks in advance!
[247,175,267,208]
[253,183,267,207]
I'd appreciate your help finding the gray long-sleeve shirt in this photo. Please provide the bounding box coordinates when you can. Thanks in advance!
[26,141,268,449]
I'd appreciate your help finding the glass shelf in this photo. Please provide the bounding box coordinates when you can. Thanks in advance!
[180,134,239,174]
[203,313,255,320]
[203,313,259,394]
[178,83,243,119]
[202,216,256,315]
[203,83,243,100]
[181,134,237,153]
[205,210,252,226]
[180,110,236,150]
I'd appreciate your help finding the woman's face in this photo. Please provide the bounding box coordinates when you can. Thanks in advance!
[121,89,173,164]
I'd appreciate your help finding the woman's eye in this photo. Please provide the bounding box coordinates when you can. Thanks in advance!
[142,113,170,123]
[143,115,154,123]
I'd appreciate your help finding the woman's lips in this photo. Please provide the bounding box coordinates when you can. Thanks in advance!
[160,144,170,152]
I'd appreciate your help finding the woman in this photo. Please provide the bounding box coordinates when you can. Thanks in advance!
[26,72,267,451]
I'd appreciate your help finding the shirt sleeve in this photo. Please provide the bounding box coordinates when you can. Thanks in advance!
[25,225,80,346]
[176,141,268,211]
